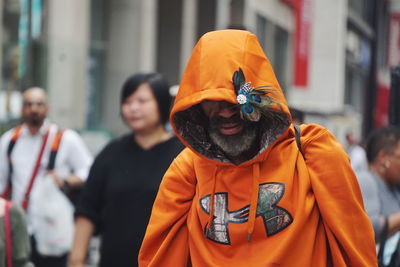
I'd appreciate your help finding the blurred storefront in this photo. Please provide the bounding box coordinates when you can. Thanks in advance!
[0,0,89,132]
[77,0,400,140]
[287,0,399,142]
[0,0,397,143]
[375,0,400,128]
[87,0,294,136]
[1,0,37,131]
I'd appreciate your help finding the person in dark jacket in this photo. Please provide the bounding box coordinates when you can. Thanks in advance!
[69,73,184,267]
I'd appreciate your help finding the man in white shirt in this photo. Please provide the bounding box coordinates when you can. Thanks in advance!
[0,87,93,267]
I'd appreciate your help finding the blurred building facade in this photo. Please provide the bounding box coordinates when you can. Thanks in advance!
[288,0,400,142]
[1,0,399,144]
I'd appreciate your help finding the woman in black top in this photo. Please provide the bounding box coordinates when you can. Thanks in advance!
[69,73,184,267]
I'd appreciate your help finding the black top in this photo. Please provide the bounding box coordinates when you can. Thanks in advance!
[76,134,184,267]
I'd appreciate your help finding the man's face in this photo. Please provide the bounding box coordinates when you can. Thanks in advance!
[200,101,244,135]
[22,89,48,127]
[200,100,259,158]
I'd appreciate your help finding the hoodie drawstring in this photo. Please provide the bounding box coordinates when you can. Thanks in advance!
[205,164,260,242]
[206,166,218,236]
[247,163,260,242]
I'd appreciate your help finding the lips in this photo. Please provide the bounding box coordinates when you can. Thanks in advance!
[219,122,244,135]
[128,116,141,122]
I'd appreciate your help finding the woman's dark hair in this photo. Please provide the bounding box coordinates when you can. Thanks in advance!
[120,73,172,125]
[365,126,400,163]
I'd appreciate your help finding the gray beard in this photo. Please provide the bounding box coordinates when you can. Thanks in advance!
[25,115,45,127]
[209,125,258,158]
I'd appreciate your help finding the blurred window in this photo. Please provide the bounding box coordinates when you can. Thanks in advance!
[345,28,369,113]
[87,0,108,129]
[256,14,267,50]
[348,0,374,26]
[230,0,244,28]
[1,0,47,131]
[273,26,289,93]
[197,0,216,40]
[376,0,389,68]
[345,64,366,113]
[156,0,183,85]
[255,14,290,94]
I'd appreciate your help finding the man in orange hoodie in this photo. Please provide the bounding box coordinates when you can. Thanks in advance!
[139,30,377,266]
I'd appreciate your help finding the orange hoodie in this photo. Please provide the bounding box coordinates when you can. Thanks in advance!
[139,30,377,267]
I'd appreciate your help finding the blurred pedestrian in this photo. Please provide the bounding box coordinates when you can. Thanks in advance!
[139,30,377,266]
[0,87,93,267]
[346,131,368,173]
[69,73,184,267]
[356,126,400,265]
[0,197,33,267]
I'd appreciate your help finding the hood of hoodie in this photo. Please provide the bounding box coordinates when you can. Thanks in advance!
[171,30,291,165]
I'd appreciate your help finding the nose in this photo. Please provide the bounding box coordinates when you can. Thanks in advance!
[218,103,237,118]
[126,100,139,112]
[30,103,41,112]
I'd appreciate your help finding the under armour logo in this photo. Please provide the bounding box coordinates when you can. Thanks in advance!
[200,182,293,245]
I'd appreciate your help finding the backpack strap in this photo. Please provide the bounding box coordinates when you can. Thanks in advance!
[47,130,64,170]
[2,126,23,199]
[21,128,50,210]
[3,125,64,206]
[7,126,22,156]
[294,124,305,159]
[4,200,13,267]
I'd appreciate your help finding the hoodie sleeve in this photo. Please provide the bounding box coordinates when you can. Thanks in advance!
[139,148,197,267]
[301,124,377,267]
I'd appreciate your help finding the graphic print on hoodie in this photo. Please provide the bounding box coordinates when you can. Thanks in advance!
[139,30,377,267]
[200,182,293,245]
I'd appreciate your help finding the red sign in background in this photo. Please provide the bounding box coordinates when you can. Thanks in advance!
[281,0,313,88]
[374,81,390,128]
[375,12,400,127]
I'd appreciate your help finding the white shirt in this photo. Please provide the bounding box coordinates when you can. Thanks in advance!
[347,144,368,173]
[0,121,93,232]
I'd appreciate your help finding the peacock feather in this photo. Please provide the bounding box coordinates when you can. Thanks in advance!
[232,68,282,121]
